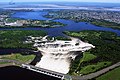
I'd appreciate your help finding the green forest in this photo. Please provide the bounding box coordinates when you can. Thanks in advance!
[0,30,46,49]
[64,30,120,75]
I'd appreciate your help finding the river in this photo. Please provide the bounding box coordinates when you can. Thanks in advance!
[0,66,60,80]
[0,11,120,37]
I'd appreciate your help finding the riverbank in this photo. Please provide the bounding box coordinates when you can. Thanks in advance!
[0,53,36,68]
[91,20,120,30]
[0,53,35,63]
[0,19,66,28]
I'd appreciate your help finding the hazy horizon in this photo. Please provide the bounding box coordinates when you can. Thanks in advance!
[0,0,120,3]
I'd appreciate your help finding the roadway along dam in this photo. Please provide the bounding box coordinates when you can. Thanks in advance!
[25,36,95,74]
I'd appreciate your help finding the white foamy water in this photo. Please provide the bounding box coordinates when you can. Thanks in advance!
[36,54,71,74]
[32,36,95,74]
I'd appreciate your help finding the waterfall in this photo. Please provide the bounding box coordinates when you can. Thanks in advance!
[36,51,79,74]
[25,36,95,74]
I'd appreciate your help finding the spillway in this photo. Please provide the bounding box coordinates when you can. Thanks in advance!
[25,36,95,74]
[36,51,78,74]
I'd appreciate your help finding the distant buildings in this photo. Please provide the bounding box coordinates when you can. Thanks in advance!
[47,10,120,24]
[5,22,23,26]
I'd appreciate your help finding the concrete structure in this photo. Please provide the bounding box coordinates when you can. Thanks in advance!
[22,64,72,80]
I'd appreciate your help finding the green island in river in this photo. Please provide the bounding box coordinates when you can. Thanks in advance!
[0,19,66,28]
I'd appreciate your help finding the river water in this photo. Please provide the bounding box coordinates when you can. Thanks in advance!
[0,66,60,80]
[0,11,120,37]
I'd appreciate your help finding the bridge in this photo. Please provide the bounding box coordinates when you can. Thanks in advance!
[21,64,72,80]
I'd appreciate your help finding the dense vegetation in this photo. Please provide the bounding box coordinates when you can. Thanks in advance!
[65,30,120,75]
[96,67,120,80]
[69,52,98,75]
[0,30,46,49]
[80,61,111,75]
[91,19,120,29]
[0,53,35,63]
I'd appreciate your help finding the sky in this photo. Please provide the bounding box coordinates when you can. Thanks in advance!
[0,0,120,3]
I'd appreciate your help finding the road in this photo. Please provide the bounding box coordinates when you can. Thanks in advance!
[1,59,120,80]
[72,62,120,80]
[0,59,23,67]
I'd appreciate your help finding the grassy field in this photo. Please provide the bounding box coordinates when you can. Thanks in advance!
[96,67,120,80]
[81,52,97,63]
[0,53,35,63]
[80,61,111,75]
[65,30,120,75]
[0,62,10,64]
[69,52,97,75]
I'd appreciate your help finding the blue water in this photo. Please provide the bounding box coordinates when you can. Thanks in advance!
[1,11,120,37]
[12,11,48,20]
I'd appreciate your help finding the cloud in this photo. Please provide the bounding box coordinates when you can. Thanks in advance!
[0,0,120,3]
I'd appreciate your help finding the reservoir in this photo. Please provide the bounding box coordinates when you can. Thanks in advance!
[0,66,60,80]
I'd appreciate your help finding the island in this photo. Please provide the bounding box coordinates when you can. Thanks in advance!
[0,10,66,28]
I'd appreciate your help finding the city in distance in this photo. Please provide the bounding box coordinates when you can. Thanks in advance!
[0,0,120,80]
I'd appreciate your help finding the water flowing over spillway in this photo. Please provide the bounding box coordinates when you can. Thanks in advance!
[36,52,73,74]
[26,36,95,74]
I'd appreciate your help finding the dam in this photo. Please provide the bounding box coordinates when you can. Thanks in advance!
[25,36,95,74]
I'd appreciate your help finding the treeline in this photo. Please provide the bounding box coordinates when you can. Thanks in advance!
[65,30,120,63]
[91,19,120,29]
[0,30,47,49]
